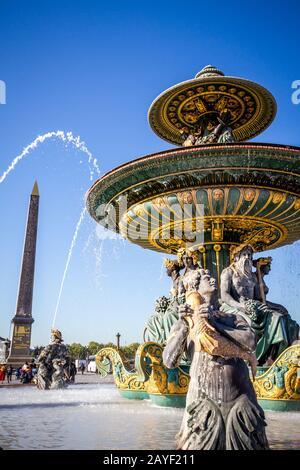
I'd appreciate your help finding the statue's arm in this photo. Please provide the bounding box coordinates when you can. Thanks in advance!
[253,274,261,301]
[162,319,189,369]
[266,300,288,315]
[220,269,245,312]
[211,313,256,352]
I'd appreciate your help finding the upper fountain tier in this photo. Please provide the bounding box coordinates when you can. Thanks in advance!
[148,65,277,146]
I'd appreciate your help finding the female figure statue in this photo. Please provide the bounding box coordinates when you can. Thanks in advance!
[253,257,299,364]
[177,248,202,302]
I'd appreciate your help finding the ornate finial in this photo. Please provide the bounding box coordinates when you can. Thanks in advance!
[195,65,225,78]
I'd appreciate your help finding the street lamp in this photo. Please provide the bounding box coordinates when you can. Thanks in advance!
[116,333,121,350]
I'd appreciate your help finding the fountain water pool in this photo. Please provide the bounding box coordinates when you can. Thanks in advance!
[0,383,299,450]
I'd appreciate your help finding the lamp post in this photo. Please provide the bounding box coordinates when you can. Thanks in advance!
[116,333,121,350]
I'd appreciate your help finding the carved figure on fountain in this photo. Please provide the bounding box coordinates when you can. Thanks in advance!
[36,329,69,390]
[180,109,235,147]
[143,250,202,346]
[177,248,202,302]
[163,268,268,450]
[220,245,299,366]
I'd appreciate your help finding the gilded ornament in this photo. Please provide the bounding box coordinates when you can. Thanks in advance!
[253,345,300,400]
[212,188,224,200]
[178,191,193,204]
[272,192,284,204]
[154,196,166,207]
[244,188,256,201]
[294,198,300,210]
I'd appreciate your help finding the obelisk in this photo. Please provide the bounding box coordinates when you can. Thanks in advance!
[8,182,39,366]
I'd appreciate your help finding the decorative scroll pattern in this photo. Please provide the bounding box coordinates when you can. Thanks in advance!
[253,345,300,400]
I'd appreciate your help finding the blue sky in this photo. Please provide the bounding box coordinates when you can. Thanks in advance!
[0,0,300,347]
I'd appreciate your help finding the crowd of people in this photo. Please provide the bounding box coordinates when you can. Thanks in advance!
[0,359,79,385]
[0,360,38,384]
[0,358,87,385]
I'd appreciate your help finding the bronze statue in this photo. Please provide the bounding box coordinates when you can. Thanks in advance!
[143,259,183,345]
[163,268,268,450]
[177,248,202,301]
[254,257,288,314]
[36,329,69,390]
[180,110,234,147]
[220,245,299,365]
[143,249,201,347]
[143,296,170,344]
[164,258,182,299]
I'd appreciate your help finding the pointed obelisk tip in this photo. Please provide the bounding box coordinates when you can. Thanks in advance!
[31,181,39,196]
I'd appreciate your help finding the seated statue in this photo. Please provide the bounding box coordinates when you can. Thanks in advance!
[36,329,69,390]
[253,256,299,362]
[220,245,299,366]
[143,296,170,344]
[143,249,201,346]
[163,268,268,450]
[180,110,234,147]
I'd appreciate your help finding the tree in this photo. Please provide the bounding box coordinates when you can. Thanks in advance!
[87,341,103,355]
[121,342,140,360]
[68,343,87,360]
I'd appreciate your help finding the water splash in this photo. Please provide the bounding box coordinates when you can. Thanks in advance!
[82,225,125,289]
[52,206,87,328]
[0,130,100,184]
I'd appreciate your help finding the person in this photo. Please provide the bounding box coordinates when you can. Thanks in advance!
[220,244,299,366]
[22,361,29,372]
[6,365,13,383]
[70,362,77,383]
[15,367,21,380]
[79,362,85,375]
[20,363,31,383]
[63,357,77,384]
[0,364,6,383]
[163,268,268,450]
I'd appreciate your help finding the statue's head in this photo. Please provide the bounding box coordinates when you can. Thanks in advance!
[231,244,254,275]
[197,268,217,298]
[155,296,169,313]
[177,248,200,269]
[163,258,181,277]
[51,329,63,343]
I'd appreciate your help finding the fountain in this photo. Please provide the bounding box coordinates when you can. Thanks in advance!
[86,65,300,411]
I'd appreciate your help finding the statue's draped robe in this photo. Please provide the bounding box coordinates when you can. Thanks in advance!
[144,297,180,345]
[163,311,269,450]
[221,300,299,365]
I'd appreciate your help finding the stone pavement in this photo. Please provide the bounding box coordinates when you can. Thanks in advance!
[73,371,114,384]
